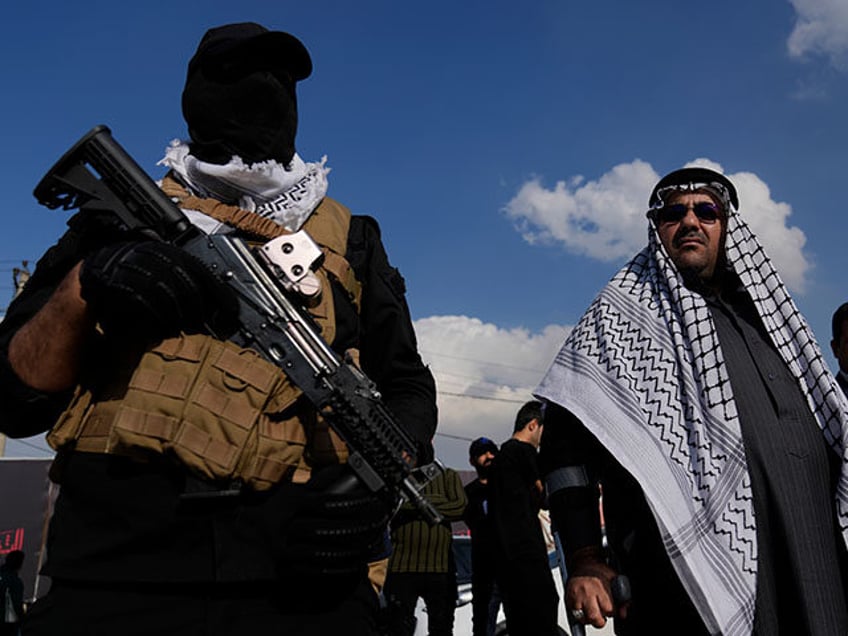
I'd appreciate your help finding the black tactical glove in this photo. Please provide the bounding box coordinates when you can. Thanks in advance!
[280,465,392,582]
[79,241,239,342]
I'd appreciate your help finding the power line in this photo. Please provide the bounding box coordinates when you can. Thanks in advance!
[420,349,547,375]
[434,431,475,442]
[435,369,543,385]
[429,367,542,384]
[435,379,532,399]
[438,390,528,404]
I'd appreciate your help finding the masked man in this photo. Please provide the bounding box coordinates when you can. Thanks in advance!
[0,22,436,636]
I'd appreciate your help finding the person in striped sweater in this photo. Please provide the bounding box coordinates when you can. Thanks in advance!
[383,466,468,635]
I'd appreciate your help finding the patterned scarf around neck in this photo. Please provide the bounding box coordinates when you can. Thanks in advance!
[536,209,848,635]
[158,140,329,234]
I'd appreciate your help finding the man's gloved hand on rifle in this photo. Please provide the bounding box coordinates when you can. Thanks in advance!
[79,240,239,342]
[278,464,392,588]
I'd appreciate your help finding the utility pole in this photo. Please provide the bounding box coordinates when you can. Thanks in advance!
[13,260,30,298]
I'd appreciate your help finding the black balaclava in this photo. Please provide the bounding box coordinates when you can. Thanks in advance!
[181,23,312,167]
[183,64,298,166]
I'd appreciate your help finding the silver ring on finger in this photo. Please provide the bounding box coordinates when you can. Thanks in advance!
[571,608,585,621]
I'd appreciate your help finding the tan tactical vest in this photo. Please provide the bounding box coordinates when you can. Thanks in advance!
[48,177,362,490]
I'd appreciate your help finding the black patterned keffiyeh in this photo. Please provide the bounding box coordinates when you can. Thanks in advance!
[535,208,848,635]
[159,140,329,234]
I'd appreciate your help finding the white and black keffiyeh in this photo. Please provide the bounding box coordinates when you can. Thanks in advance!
[159,140,329,234]
[536,209,848,635]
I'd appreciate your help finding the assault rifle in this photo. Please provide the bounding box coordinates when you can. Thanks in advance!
[34,125,443,524]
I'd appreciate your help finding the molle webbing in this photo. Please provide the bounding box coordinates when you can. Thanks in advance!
[49,334,312,490]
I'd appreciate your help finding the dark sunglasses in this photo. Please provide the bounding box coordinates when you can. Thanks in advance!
[652,202,723,225]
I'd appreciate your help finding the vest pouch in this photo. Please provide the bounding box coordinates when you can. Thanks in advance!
[69,334,309,490]
[237,388,310,491]
[47,385,94,452]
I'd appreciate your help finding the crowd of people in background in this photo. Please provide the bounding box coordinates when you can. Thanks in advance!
[1,18,847,636]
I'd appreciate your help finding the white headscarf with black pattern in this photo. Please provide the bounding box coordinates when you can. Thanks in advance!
[158,140,329,234]
[535,189,848,635]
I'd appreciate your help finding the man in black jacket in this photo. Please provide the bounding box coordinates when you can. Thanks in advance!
[488,401,559,636]
[462,437,500,636]
[0,22,436,636]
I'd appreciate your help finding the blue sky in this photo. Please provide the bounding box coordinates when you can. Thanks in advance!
[1,0,846,467]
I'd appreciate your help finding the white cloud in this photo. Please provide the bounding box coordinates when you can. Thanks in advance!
[414,315,570,467]
[505,159,812,293]
[504,160,657,262]
[787,0,848,71]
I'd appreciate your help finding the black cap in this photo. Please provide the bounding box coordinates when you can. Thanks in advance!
[187,22,312,82]
[469,437,498,459]
[649,167,739,211]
